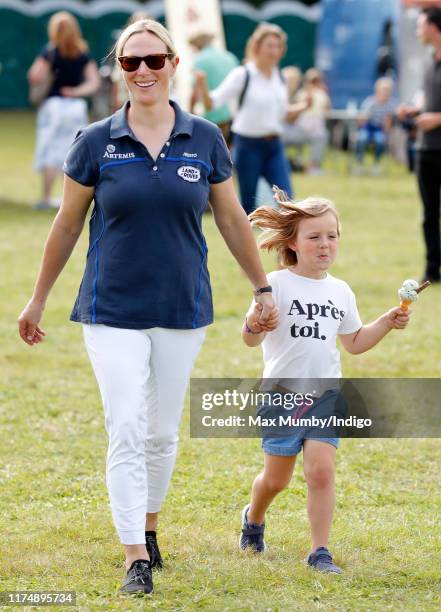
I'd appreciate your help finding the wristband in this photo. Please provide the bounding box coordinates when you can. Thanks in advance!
[254,285,272,297]
[244,317,261,335]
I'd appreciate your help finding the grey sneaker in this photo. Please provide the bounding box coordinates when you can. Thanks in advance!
[239,504,266,552]
[307,547,342,574]
[120,559,153,594]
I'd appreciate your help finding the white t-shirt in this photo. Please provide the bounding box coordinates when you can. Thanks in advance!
[259,269,362,394]
[210,62,288,137]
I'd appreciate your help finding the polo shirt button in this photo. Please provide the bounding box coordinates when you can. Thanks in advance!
[166,141,170,146]
[160,153,165,158]
[153,166,158,171]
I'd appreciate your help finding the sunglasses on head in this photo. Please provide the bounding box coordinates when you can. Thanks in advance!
[118,53,174,72]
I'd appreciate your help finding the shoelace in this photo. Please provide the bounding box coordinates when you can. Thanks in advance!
[131,561,150,585]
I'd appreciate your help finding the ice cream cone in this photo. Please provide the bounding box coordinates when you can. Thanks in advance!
[399,299,412,311]
[398,279,430,311]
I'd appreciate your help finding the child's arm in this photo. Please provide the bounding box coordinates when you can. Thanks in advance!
[339,307,411,355]
[242,302,279,348]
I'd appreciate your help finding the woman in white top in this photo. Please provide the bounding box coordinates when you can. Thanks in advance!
[196,23,309,215]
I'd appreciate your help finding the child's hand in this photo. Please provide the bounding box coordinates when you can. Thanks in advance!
[384,306,412,330]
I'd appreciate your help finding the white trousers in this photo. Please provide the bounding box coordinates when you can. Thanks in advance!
[82,324,206,544]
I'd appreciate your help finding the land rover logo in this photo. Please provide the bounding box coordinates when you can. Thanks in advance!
[177,166,200,182]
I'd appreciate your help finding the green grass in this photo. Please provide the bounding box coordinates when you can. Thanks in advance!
[1,112,440,611]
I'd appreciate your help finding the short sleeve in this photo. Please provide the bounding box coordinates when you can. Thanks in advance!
[80,52,92,68]
[209,128,233,184]
[338,288,362,335]
[63,130,99,187]
[210,65,247,110]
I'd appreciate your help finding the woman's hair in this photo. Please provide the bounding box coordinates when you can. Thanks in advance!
[249,188,341,267]
[245,22,287,62]
[115,19,177,59]
[48,11,88,58]
[127,12,152,26]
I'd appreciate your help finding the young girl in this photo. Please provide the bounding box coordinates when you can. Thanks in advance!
[240,189,411,573]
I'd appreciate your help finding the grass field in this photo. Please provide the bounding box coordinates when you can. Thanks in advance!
[0,112,440,611]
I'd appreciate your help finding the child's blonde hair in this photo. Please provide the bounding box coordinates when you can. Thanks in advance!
[249,187,341,267]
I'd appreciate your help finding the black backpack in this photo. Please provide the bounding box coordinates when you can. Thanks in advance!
[237,65,286,111]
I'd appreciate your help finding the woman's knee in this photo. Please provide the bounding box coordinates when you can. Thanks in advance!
[108,417,145,452]
[146,433,179,459]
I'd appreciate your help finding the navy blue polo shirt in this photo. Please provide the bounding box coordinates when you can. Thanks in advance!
[63,100,232,329]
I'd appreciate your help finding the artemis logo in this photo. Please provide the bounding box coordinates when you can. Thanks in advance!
[103,144,136,159]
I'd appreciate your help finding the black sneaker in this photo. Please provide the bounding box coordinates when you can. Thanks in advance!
[145,531,163,569]
[239,504,266,552]
[307,547,342,574]
[120,559,153,594]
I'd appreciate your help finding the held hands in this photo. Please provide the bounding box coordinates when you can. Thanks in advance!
[247,301,279,333]
[18,300,46,346]
[383,306,412,331]
[254,292,279,331]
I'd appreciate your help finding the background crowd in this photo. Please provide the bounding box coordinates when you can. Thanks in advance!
[26,7,441,285]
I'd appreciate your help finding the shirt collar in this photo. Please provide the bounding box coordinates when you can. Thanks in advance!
[110,99,194,139]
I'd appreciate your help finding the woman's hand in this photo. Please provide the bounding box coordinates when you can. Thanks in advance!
[60,86,76,97]
[416,112,441,133]
[61,62,101,98]
[18,300,46,346]
[249,302,279,332]
[193,70,212,110]
[17,177,94,348]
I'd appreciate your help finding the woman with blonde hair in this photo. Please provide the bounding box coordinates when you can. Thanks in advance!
[19,18,277,595]
[195,23,310,214]
[28,11,100,209]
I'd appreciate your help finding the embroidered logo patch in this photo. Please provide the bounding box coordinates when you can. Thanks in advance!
[106,144,116,153]
[177,166,200,182]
